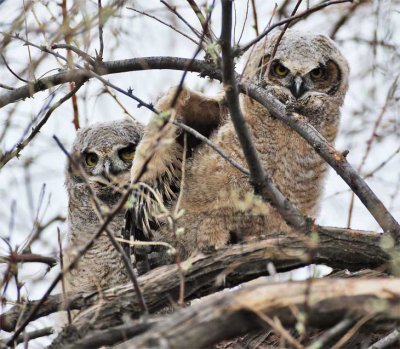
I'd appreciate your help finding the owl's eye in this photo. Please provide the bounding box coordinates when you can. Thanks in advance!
[119,144,135,162]
[273,63,289,77]
[310,67,324,80]
[85,152,98,167]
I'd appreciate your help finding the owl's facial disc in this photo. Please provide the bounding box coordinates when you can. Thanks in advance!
[80,142,136,187]
[265,58,342,100]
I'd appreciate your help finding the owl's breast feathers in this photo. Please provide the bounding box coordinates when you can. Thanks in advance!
[127,30,348,266]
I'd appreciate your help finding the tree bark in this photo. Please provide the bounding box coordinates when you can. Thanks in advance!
[113,278,400,349]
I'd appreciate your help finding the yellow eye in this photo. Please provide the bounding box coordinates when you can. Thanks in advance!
[310,67,323,79]
[119,145,135,162]
[273,63,289,77]
[85,152,98,167]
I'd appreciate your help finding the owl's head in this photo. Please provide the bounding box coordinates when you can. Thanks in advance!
[244,29,349,116]
[67,119,143,196]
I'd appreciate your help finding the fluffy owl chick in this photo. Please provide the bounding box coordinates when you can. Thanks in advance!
[130,29,349,262]
[65,118,143,293]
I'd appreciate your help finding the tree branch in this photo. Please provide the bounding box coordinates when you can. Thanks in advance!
[2,227,387,338]
[0,56,219,109]
[0,253,57,268]
[115,278,400,349]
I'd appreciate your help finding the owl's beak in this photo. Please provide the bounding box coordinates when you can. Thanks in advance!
[290,75,306,99]
[103,160,111,181]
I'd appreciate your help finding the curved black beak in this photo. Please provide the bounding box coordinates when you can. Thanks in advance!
[290,75,307,99]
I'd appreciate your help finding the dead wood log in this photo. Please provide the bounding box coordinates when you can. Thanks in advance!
[28,226,389,347]
[1,227,390,347]
[112,278,400,349]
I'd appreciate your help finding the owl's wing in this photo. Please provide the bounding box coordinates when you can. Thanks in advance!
[126,87,224,270]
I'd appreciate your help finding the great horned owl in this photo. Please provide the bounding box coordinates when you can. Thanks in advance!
[65,118,143,292]
[129,29,349,263]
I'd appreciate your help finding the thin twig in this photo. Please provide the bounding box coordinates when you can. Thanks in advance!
[126,7,200,46]
[1,53,29,83]
[347,74,400,228]
[269,0,303,63]
[57,228,72,325]
[0,82,15,90]
[0,82,84,169]
[51,43,96,66]
[331,313,375,349]
[305,317,356,349]
[363,146,400,179]
[186,0,213,42]
[255,312,304,349]
[174,121,249,175]
[160,0,202,39]
[98,0,104,60]
[330,0,367,39]
[61,0,80,130]
[250,0,259,36]
[237,0,352,56]
[102,85,135,118]
[0,253,57,268]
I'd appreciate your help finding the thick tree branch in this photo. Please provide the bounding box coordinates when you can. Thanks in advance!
[115,278,400,349]
[0,57,219,109]
[2,227,387,338]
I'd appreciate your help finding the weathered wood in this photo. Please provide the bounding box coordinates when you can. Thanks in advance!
[114,278,400,349]
[1,227,387,336]
[30,226,388,347]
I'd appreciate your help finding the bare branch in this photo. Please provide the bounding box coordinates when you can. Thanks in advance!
[174,121,249,175]
[0,81,85,169]
[237,0,352,55]
[160,1,202,40]
[0,253,57,268]
[2,226,387,335]
[51,43,96,66]
[2,326,54,346]
[186,0,213,42]
[126,7,200,46]
[115,278,400,349]
[97,0,104,60]
[305,317,357,349]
